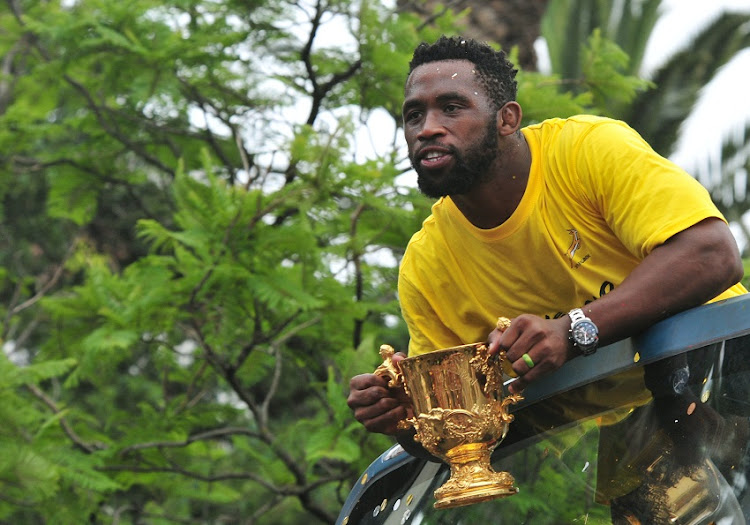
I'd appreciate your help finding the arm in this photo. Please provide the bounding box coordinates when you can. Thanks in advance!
[572,217,742,346]
[489,217,744,393]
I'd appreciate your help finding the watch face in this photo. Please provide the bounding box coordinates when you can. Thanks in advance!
[573,320,598,346]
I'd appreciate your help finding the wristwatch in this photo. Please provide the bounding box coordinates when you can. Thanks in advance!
[568,308,599,356]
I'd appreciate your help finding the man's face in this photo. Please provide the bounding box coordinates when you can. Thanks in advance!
[402,60,499,198]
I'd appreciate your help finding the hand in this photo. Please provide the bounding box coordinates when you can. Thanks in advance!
[486,314,574,394]
[347,353,411,435]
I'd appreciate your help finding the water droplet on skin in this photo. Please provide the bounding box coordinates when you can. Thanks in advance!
[451,73,457,78]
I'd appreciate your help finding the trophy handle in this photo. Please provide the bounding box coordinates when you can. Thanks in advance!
[469,343,506,396]
[373,344,414,432]
[373,344,405,389]
[499,393,524,423]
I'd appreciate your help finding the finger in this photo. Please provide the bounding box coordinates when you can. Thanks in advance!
[487,317,513,356]
[486,331,501,355]
[486,335,517,377]
[347,375,392,411]
[509,340,561,385]
[505,326,545,363]
[496,324,520,356]
[356,402,408,435]
[353,394,402,421]
[347,384,391,410]
[511,328,571,379]
[349,373,388,392]
[511,353,534,377]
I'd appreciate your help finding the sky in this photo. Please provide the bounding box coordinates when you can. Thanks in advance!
[642,0,750,179]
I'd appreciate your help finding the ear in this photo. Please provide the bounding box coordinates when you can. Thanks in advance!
[497,102,523,137]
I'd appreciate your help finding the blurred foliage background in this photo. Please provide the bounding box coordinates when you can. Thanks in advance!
[0,0,748,523]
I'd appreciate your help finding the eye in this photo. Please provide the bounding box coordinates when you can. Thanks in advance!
[404,110,423,123]
[444,103,460,113]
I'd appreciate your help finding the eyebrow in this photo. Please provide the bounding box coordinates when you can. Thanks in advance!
[402,91,473,115]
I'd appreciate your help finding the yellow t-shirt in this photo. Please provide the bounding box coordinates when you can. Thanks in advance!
[399,115,746,356]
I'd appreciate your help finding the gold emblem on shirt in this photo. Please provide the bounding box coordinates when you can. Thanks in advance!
[566,228,581,267]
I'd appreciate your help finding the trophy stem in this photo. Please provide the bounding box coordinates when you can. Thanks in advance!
[433,443,518,509]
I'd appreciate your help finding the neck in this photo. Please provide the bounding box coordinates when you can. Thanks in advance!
[451,131,531,229]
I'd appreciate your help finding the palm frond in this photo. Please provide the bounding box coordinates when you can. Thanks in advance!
[624,12,750,155]
[542,0,662,79]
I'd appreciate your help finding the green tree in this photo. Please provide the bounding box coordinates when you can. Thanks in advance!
[0,0,438,522]
[0,1,687,523]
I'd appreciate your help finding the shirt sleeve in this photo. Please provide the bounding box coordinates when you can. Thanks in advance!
[572,120,725,259]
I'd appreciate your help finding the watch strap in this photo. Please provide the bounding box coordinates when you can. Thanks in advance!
[569,308,586,325]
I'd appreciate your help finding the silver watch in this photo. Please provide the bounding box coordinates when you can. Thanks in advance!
[569,308,599,356]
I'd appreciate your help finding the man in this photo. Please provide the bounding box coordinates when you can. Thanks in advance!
[347,35,747,519]
[348,33,744,429]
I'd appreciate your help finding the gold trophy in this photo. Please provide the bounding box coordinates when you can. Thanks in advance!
[374,337,522,509]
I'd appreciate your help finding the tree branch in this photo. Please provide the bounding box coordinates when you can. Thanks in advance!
[25,384,100,453]
[62,75,177,177]
[10,238,77,316]
[349,203,366,348]
[119,427,262,454]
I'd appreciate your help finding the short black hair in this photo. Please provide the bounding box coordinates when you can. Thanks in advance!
[408,35,518,111]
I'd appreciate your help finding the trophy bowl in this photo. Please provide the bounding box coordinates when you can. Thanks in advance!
[374,341,522,509]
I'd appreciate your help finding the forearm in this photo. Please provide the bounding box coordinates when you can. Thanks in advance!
[491,219,742,393]
[580,218,743,347]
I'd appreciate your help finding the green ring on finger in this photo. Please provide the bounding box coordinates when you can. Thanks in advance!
[522,353,535,369]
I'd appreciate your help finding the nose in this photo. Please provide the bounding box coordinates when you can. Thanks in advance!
[416,110,446,141]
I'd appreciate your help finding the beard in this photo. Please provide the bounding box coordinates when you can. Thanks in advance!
[412,118,499,199]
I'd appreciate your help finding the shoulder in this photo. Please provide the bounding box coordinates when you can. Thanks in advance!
[524,115,635,142]
[528,116,656,172]
[523,116,642,179]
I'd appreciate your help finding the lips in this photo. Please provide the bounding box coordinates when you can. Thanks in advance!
[417,146,453,169]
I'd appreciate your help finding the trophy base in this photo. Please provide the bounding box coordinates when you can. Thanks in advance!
[433,443,518,509]
[434,479,518,509]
